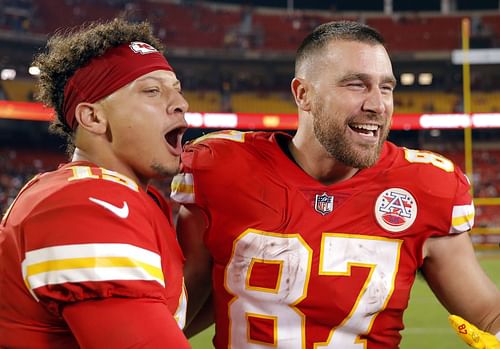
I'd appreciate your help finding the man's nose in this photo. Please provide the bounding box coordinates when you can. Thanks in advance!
[362,88,387,115]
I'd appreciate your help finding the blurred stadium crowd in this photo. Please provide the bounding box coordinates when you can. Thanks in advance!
[0,0,499,235]
[2,0,500,111]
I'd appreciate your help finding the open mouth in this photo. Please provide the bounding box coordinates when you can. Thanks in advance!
[349,123,380,138]
[164,126,187,154]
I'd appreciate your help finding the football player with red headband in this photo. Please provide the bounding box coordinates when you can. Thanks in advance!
[172,21,500,348]
[0,19,191,348]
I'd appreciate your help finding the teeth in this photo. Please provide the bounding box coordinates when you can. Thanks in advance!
[352,123,378,131]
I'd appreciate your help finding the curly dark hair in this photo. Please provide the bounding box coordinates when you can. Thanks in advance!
[33,18,165,153]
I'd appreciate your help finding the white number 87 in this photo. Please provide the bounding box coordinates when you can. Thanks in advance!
[225,229,402,349]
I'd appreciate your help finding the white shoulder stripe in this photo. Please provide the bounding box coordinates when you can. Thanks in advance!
[449,204,475,234]
[171,173,195,204]
[21,243,164,300]
[174,281,187,329]
[23,243,161,265]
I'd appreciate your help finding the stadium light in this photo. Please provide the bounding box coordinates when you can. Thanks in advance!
[451,48,500,65]
[3,100,500,130]
[29,66,40,76]
[429,129,441,137]
[400,73,415,85]
[1,68,16,80]
[418,73,433,85]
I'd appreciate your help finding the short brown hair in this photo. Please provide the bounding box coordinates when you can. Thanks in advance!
[295,21,385,75]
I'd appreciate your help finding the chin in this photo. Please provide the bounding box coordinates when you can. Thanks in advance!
[361,152,382,168]
[340,148,380,169]
[151,162,180,178]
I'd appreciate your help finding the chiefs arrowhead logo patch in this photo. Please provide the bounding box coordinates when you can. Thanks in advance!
[375,188,417,232]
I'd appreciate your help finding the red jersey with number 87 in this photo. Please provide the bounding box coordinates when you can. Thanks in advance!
[172,131,473,349]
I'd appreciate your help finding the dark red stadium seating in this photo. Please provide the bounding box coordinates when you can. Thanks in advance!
[26,0,500,52]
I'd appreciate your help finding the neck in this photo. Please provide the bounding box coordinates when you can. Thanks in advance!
[288,135,359,186]
[72,147,148,189]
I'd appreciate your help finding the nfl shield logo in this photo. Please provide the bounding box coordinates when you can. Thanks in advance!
[314,192,334,215]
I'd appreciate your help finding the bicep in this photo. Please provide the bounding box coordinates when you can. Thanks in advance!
[63,297,191,349]
[422,232,500,331]
[177,205,212,287]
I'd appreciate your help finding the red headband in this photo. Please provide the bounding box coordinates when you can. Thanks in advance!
[63,41,173,129]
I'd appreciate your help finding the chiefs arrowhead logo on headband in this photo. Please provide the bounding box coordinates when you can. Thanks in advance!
[129,41,158,55]
[63,41,173,130]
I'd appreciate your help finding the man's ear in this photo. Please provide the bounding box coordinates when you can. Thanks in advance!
[291,77,312,112]
[74,102,107,134]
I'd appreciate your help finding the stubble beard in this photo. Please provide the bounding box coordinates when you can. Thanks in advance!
[312,103,389,169]
[151,159,180,178]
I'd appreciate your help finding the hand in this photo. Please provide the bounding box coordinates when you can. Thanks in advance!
[448,314,500,349]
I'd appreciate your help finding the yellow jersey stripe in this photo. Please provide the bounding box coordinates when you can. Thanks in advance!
[452,212,475,228]
[26,267,165,292]
[21,243,165,294]
[26,256,164,282]
[450,204,474,234]
[171,173,195,204]
[171,180,194,194]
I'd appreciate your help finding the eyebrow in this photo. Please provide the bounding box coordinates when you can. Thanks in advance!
[136,75,181,88]
[339,73,397,87]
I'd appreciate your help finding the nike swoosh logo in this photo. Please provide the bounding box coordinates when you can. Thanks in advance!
[89,197,129,218]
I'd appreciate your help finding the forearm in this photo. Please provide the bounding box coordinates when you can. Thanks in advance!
[183,255,213,325]
[450,277,500,333]
[485,312,500,335]
[184,297,214,338]
[423,233,500,334]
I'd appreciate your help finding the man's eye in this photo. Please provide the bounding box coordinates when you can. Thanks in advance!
[145,88,160,94]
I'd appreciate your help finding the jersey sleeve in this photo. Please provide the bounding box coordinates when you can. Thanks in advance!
[63,297,191,349]
[449,166,474,234]
[20,179,168,316]
[401,147,475,237]
[170,149,197,205]
[171,130,247,208]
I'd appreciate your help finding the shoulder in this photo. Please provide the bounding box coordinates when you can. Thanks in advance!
[173,131,281,205]
[386,143,469,189]
[383,143,473,233]
[6,163,154,241]
[181,130,276,170]
[183,129,275,154]
[38,164,144,215]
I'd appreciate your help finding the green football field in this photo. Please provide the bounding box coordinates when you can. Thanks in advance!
[189,256,499,348]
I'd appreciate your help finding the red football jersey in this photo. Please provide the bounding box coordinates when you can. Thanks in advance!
[0,161,187,348]
[172,131,474,349]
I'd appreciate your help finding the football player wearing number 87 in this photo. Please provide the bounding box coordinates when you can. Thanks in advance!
[171,21,500,348]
